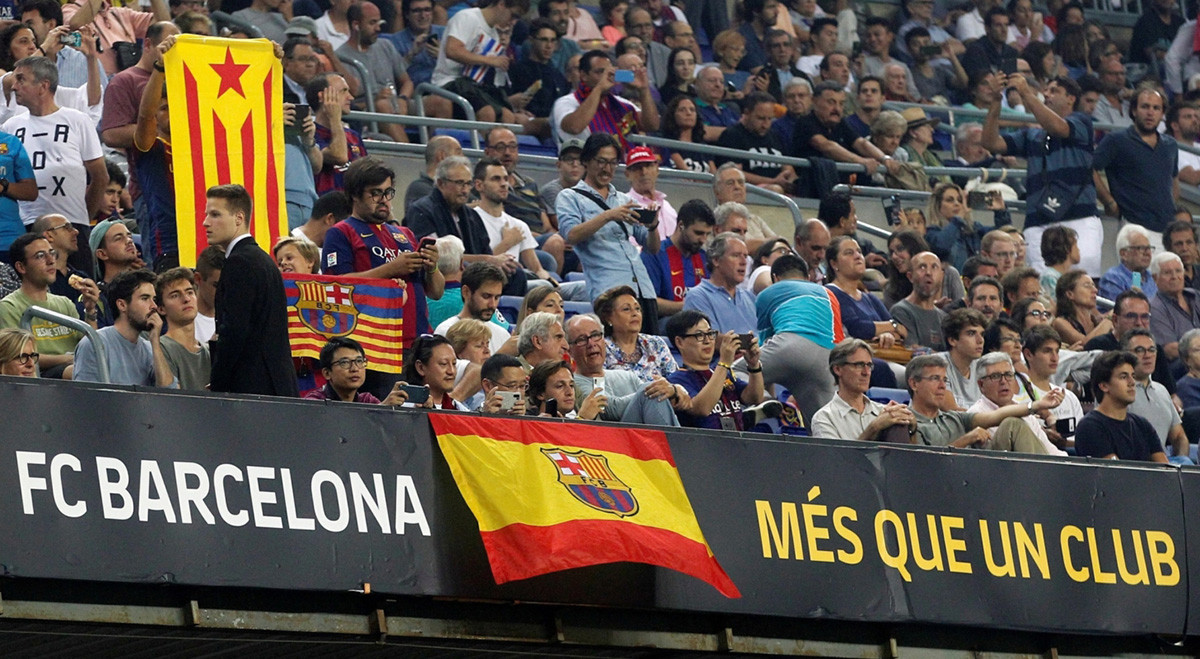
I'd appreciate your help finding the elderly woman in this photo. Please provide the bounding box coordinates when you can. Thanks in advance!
[1038,225,1079,302]
[1176,329,1200,408]
[0,328,38,377]
[273,237,320,274]
[1149,251,1200,364]
[596,284,677,383]
[923,181,1008,271]
[446,318,493,408]
[1051,270,1112,347]
[527,359,605,419]
[712,29,751,98]
[402,334,471,411]
[869,110,907,186]
[665,309,764,430]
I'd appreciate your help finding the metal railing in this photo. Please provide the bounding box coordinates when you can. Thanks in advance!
[20,307,107,384]
[344,111,524,138]
[413,83,478,147]
[882,100,1128,135]
[832,183,1028,211]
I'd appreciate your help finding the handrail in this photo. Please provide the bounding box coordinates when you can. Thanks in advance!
[882,100,1128,134]
[414,83,477,148]
[20,307,108,384]
[335,56,378,135]
[831,183,1028,211]
[210,11,262,39]
[344,111,524,135]
[627,133,1025,179]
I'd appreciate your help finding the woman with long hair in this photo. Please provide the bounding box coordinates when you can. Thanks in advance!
[659,46,697,106]
[923,181,1008,271]
[516,286,564,332]
[660,95,714,172]
[825,236,903,348]
[1051,270,1111,347]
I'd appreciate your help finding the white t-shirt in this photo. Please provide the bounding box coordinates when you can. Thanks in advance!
[434,314,511,354]
[1178,143,1200,175]
[432,8,505,87]
[956,8,986,42]
[194,313,215,345]
[2,107,103,226]
[1032,382,1085,426]
[315,12,350,51]
[474,206,536,259]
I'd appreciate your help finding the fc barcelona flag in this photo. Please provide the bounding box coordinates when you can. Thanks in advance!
[282,273,406,373]
[431,414,741,597]
[164,36,287,266]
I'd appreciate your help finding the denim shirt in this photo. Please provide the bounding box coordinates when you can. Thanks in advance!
[556,181,656,301]
[386,25,444,85]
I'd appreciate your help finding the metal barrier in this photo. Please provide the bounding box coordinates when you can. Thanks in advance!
[882,100,1129,135]
[335,57,377,135]
[832,183,1028,211]
[344,111,524,137]
[413,83,478,147]
[20,307,108,384]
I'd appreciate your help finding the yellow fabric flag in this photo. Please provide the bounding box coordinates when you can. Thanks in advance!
[164,35,286,267]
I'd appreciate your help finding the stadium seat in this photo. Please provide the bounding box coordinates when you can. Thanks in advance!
[497,295,523,325]
[867,387,910,405]
[565,272,586,283]
[433,128,474,149]
[562,301,592,320]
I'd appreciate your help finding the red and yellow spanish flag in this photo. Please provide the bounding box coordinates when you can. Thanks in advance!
[283,273,405,373]
[430,414,740,597]
[164,35,286,266]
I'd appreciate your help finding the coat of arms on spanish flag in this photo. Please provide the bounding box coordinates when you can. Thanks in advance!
[164,35,286,266]
[430,414,741,597]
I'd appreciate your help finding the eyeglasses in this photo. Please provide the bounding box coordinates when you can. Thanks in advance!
[570,330,605,347]
[1130,345,1158,355]
[1120,312,1152,322]
[999,336,1023,346]
[368,187,397,201]
[1123,245,1154,253]
[9,352,38,365]
[443,178,473,188]
[683,330,718,342]
[488,142,519,152]
[331,356,368,369]
[289,55,319,63]
[560,156,581,165]
[592,158,620,168]
[29,248,57,262]
[48,221,75,233]
[915,375,951,384]
[980,371,1016,383]
[531,35,559,42]
[1025,310,1049,319]
[842,361,874,371]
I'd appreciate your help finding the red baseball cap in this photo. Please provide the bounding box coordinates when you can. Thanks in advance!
[625,147,659,167]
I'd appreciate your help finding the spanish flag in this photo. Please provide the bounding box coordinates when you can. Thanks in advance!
[164,35,286,266]
[283,273,405,373]
[431,414,740,597]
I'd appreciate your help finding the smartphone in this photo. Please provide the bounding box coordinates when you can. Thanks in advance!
[419,236,436,251]
[1000,57,1018,75]
[887,194,903,226]
[544,398,559,417]
[920,44,942,57]
[967,190,997,210]
[428,33,439,45]
[496,390,521,411]
[592,376,605,394]
[293,104,310,124]
[60,31,82,48]
[725,80,738,93]
[635,207,659,225]
[1055,417,1076,437]
[615,69,635,84]
[400,384,430,404]
[737,332,754,351]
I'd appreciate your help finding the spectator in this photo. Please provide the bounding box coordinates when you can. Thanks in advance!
[1000,265,1039,311]
[966,351,1067,455]
[665,309,764,430]
[433,261,512,353]
[796,16,837,77]
[711,164,779,250]
[595,284,676,382]
[0,233,98,378]
[961,7,1019,77]
[527,358,605,418]
[445,317,493,408]
[714,92,796,194]
[862,17,921,101]
[1006,0,1052,50]
[693,65,740,136]
[624,146,678,239]
[1076,350,1167,462]
[882,63,918,103]
[1099,223,1158,301]
[1091,59,1132,129]
[471,156,554,282]
[934,308,987,408]
[516,285,564,331]
[905,27,966,103]
[956,0,990,43]
[754,253,840,421]
[793,82,901,180]
[792,217,829,284]
[1038,225,1079,299]
[712,30,751,98]
[883,230,932,308]
[314,0,351,50]
[403,333,471,410]
[192,245,222,345]
[0,327,38,377]
[658,46,697,108]
[1129,0,1184,66]
[539,139,584,226]
[304,336,409,404]
[30,214,86,306]
[817,51,853,93]
[893,251,948,350]
[230,0,290,43]
[3,56,106,274]
[924,182,1007,272]
[905,353,1063,452]
[1085,287,1179,397]
[845,76,883,139]
[281,36,319,104]
[536,0,583,71]
[516,311,568,371]
[19,0,107,88]
[1094,87,1179,242]
[307,73,367,197]
[554,49,658,149]
[735,0,777,72]
[983,74,1100,275]
[661,96,713,173]
[0,123,33,255]
[626,7,666,86]
[63,0,169,75]
[811,338,915,440]
[154,266,209,390]
[567,313,687,425]
[509,19,572,124]
[89,219,139,288]
[203,184,297,397]
[388,0,443,87]
[565,0,608,51]
[945,122,1015,179]
[476,353,528,415]
[429,0,520,123]
[898,0,962,58]
[404,135,461,214]
[1010,296,1051,332]
[1177,328,1200,407]
[756,30,805,102]
[426,235,466,329]
[681,232,755,335]
[770,78,812,151]
[1022,325,1085,430]
[746,237,790,295]
[291,190,350,247]
[867,110,906,167]
[967,275,1003,323]
[73,269,176,387]
[1123,327,1193,463]
[1171,101,1200,186]
[899,106,945,174]
[1149,251,1200,363]
[825,235,903,347]
[335,2,412,143]
[1051,269,1110,346]
[557,133,659,322]
[1164,220,1200,288]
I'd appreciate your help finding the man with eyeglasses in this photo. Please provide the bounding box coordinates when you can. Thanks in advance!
[1149,251,1200,364]
[979,230,1017,279]
[753,30,805,103]
[905,353,1063,452]
[0,233,98,378]
[1084,288,1180,400]
[304,336,410,405]
[625,6,667,88]
[386,0,443,88]
[1076,350,1168,462]
[533,0,583,71]
[966,351,1067,455]
[567,313,686,425]
[1122,328,1193,463]
[712,164,779,252]
[812,338,915,441]
[477,353,527,414]
[1099,223,1158,301]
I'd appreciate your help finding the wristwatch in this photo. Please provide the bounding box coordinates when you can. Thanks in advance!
[0,178,11,198]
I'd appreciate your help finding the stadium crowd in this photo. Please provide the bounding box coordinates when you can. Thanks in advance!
[4,0,1200,465]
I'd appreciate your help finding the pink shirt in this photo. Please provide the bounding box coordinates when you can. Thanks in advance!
[627,188,677,240]
[62,1,155,75]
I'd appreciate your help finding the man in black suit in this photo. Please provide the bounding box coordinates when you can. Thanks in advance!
[203,184,299,397]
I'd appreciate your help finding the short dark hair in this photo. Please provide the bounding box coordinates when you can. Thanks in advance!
[9,232,43,269]
[968,275,1001,301]
[580,132,622,163]
[1022,324,1062,354]
[1113,288,1150,316]
[319,336,364,370]
[304,72,340,113]
[154,266,194,305]
[985,6,1008,27]
[282,36,313,59]
[1040,225,1077,266]
[1091,350,1137,402]
[481,353,523,383]
[580,49,612,75]
[741,91,776,114]
[812,80,844,98]
[771,253,808,279]
[206,184,252,224]
[817,190,852,227]
[962,255,997,281]
[676,199,715,229]
[1165,220,1197,250]
[473,155,506,181]
[1050,75,1081,108]
[811,17,837,35]
[537,0,568,17]
[311,190,352,222]
[529,17,557,38]
[857,75,883,93]
[1077,73,1103,95]
[904,26,931,48]
[104,159,126,189]
[461,261,508,292]
[665,309,710,350]
[195,244,225,278]
[18,0,63,25]
[614,35,642,57]
[943,308,988,345]
[982,317,1021,353]
[402,333,452,385]
[402,0,433,15]
[742,0,766,20]
[342,156,394,200]
[1001,266,1038,305]
[1120,327,1155,351]
[106,269,157,319]
[864,16,891,30]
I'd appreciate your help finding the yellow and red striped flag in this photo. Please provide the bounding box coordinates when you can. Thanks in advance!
[430,414,740,597]
[164,35,286,266]
[282,273,406,373]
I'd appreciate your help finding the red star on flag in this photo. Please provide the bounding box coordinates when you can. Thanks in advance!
[210,48,250,97]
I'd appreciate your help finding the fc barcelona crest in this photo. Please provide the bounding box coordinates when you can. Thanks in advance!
[541,448,639,517]
[294,280,358,337]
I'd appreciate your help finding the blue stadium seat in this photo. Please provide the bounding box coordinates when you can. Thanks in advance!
[867,387,911,405]
[433,128,474,149]
[497,295,523,325]
[565,272,586,283]
[562,301,593,320]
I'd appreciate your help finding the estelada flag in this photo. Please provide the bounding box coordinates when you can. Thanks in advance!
[430,414,741,597]
[164,35,286,267]
[283,273,405,373]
